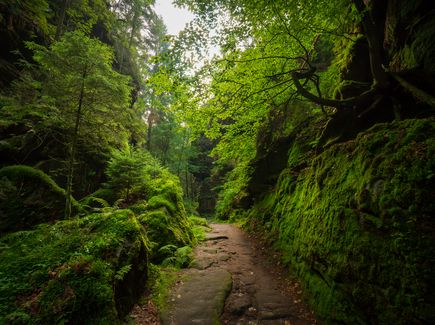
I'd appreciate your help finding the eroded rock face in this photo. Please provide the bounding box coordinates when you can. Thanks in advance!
[244,118,435,324]
[114,230,149,318]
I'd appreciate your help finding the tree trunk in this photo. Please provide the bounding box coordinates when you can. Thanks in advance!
[65,66,87,218]
[184,170,189,199]
[353,0,390,88]
[128,11,138,50]
[55,0,70,41]
[146,113,153,151]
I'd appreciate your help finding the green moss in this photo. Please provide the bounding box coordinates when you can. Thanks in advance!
[128,201,148,215]
[389,6,435,74]
[0,210,150,324]
[245,118,435,324]
[139,206,194,262]
[147,264,178,313]
[80,188,117,208]
[188,216,210,241]
[188,216,209,227]
[0,153,199,323]
[0,165,80,233]
[147,195,178,215]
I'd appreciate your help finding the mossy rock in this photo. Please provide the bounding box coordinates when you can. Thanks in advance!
[147,195,178,216]
[0,165,80,234]
[245,118,435,324]
[140,189,195,253]
[0,209,150,324]
[139,207,194,262]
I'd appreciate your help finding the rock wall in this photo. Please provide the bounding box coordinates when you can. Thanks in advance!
[242,118,435,323]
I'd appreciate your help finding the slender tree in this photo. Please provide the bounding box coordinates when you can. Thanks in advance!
[28,31,131,217]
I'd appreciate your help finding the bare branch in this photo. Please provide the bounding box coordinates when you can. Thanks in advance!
[219,55,303,64]
[291,69,378,109]
[391,73,435,108]
[272,7,310,60]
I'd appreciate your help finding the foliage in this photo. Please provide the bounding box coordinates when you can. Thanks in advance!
[106,147,152,202]
[103,146,196,262]
[0,210,150,324]
[188,215,210,241]
[0,0,54,37]
[214,161,251,219]
[0,145,199,322]
[28,31,133,216]
[80,188,117,209]
[170,0,435,222]
[165,0,352,217]
[28,30,132,125]
[188,215,209,227]
[161,245,193,268]
[0,1,205,323]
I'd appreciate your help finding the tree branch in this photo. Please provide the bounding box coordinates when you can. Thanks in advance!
[291,69,378,109]
[391,73,435,108]
[220,55,303,64]
[273,7,310,60]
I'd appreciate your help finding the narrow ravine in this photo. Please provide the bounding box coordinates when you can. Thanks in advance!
[161,224,317,325]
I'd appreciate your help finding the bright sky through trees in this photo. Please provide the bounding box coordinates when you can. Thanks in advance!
[154,0,194,35]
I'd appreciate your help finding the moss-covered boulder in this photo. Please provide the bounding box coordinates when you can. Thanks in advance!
[0,165,80,234]
[245,118,435,324]
[136,191,196,262]
[0,209,149,324]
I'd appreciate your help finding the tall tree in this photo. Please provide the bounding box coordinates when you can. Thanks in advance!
[173,0,435,157]
[28,31,132,217]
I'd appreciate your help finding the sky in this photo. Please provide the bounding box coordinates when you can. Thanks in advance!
[153,0,195,36]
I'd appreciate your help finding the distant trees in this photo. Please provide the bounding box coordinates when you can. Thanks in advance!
[0,0,228,217]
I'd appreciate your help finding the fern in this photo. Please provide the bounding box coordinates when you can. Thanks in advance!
[161,256,177,267]
[175,246,193,268]
[91,197,110,208]
[114,264,132,281]
[158,244,177,257]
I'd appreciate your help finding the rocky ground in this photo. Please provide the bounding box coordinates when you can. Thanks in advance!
[159,223,317,325]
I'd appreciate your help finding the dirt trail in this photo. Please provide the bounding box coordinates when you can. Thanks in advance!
[161,223,317,325]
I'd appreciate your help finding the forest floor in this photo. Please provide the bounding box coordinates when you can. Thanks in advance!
[129,223,317,324]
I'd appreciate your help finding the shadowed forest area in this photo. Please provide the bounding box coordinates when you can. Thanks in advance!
[0,0,434,324]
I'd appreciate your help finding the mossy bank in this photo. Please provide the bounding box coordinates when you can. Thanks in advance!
[0,150,196,323]
[234,118,435,324]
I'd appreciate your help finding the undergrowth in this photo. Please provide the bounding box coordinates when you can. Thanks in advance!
[0,148,199,323]
[0,210,149,324]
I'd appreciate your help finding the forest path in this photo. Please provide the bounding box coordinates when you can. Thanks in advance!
[161,223,317,325]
